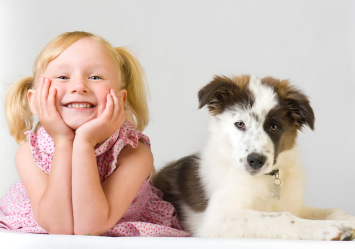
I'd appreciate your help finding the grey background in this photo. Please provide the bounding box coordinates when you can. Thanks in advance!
[0,0,354,215]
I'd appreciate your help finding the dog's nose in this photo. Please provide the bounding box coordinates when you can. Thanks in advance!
[247,153,267,169]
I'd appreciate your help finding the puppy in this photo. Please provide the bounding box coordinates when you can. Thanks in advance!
[153,75,355,240]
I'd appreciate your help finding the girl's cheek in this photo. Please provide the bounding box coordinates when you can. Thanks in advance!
[97,97,107,116]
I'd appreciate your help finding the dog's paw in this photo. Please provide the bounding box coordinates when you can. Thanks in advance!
[323,208,355,240]
[319,221,354,241]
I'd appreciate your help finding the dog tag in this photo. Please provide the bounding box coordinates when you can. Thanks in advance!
[273,183,281,200]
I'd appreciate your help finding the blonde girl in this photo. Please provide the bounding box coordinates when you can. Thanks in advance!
[0,31,189,237]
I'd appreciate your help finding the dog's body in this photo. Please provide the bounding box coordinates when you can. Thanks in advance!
[154,75,355,240]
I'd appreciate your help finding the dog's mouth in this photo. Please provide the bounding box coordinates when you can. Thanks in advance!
[245,165,267,175]
[247,169,260,176]
[243,161,275,176]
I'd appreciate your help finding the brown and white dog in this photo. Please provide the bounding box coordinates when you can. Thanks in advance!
[153,75,355,240]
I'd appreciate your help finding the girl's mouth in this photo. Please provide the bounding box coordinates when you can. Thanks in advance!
[65,103,94,108]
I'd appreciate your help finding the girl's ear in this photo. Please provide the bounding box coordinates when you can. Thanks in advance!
[120,89,137,126]
[27,89,38,115]
[118,89,128,106]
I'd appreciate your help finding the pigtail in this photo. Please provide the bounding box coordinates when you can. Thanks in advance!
[5,76,34,144]
[115,47,149,131]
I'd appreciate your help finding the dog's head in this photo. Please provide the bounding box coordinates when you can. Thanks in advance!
[198,75,315,175]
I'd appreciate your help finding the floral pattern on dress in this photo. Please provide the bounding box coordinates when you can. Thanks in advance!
[0,120,190,237]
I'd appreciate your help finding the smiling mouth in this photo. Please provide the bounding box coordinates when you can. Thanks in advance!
[64,103,95,108]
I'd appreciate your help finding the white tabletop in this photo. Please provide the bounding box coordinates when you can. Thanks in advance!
[0,227,354,249]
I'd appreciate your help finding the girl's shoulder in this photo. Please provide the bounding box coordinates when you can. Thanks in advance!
[14,141,45,178]
[24,127,54,174]
[95,120,150,156]
[25,127,54,154]
[94,120,151,181]
[117,120,151,149]
[15,141,32,167]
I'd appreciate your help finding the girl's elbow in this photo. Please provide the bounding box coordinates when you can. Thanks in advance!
[74,227,105,236]
[37,217,73,235]
[73,227,89,236]
[74,221,110,236]
[47,225,74,235]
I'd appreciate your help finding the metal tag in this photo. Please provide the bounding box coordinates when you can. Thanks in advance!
[273,183,281,200]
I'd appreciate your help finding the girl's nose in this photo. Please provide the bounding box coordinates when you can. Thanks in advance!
[70,77,88,94]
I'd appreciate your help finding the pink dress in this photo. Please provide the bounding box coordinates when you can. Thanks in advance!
[0,120,190,237]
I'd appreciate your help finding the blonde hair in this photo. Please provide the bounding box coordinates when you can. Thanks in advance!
[5,31,149,144]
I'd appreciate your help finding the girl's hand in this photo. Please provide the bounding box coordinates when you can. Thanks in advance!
[34,77,75,144]
[75,89,126,147]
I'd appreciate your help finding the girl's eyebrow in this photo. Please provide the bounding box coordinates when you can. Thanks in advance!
[51,63,108,72]
[56,64,70,69]
[49,64,71,73]
[88,63,106,69]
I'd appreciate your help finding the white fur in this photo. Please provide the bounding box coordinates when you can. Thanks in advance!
[180,76,355,240]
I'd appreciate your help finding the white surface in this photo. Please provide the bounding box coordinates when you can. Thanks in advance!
[0,0,354,219]
[0,228,354,249]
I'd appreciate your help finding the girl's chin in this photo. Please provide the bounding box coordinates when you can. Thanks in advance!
[64,119,92,131]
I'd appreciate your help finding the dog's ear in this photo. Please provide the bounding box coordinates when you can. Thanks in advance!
[283,85,315,131]
[262,77,315,131]
[198,76,240,115]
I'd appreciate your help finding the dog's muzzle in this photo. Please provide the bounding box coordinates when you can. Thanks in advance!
[247,153,267,170]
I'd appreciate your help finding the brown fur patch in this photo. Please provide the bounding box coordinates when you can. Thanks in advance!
[261,76,315,161]
[153,155,208,227]
[278,129,298,153]
[231,75,251,88]
[261,77,315,131]
[198,75,254,115]
[264,106,298,159]
[331,233,342,241]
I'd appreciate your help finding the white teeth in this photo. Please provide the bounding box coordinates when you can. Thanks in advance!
[67,103,93,108]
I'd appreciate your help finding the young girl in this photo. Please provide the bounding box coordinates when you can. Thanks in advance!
[0,31,189,237]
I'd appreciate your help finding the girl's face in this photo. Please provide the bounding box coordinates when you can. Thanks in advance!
[29,38,126,130]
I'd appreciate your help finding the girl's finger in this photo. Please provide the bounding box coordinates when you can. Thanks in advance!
[40,78,50,116]
[101,93,114,120]
[47,88,57,114]
[41,78,50,102]
[35,77,44,116]
[110,89,120,121]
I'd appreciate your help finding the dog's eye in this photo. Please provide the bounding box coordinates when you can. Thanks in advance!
[235,122,246,130]
[270,125,279,132]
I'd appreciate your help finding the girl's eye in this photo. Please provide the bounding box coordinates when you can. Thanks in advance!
[58,76,68,80]
[90,76,101,80]
[270,124,279,132]
[235,121,246,130]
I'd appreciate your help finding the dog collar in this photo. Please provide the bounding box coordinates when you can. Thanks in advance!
[265,169,279,176]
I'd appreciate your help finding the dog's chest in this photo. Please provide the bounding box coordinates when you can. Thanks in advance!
[200,148,303,213]
[206,171,287,213]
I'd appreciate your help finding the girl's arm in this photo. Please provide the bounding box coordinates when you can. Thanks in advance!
[16,140,73,234]
[72,140,152,235]
[71,89,152,235]
[18,77,75,234]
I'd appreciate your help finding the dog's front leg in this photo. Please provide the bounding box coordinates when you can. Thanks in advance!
[196,209,354,240]
[296,206,355,240]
